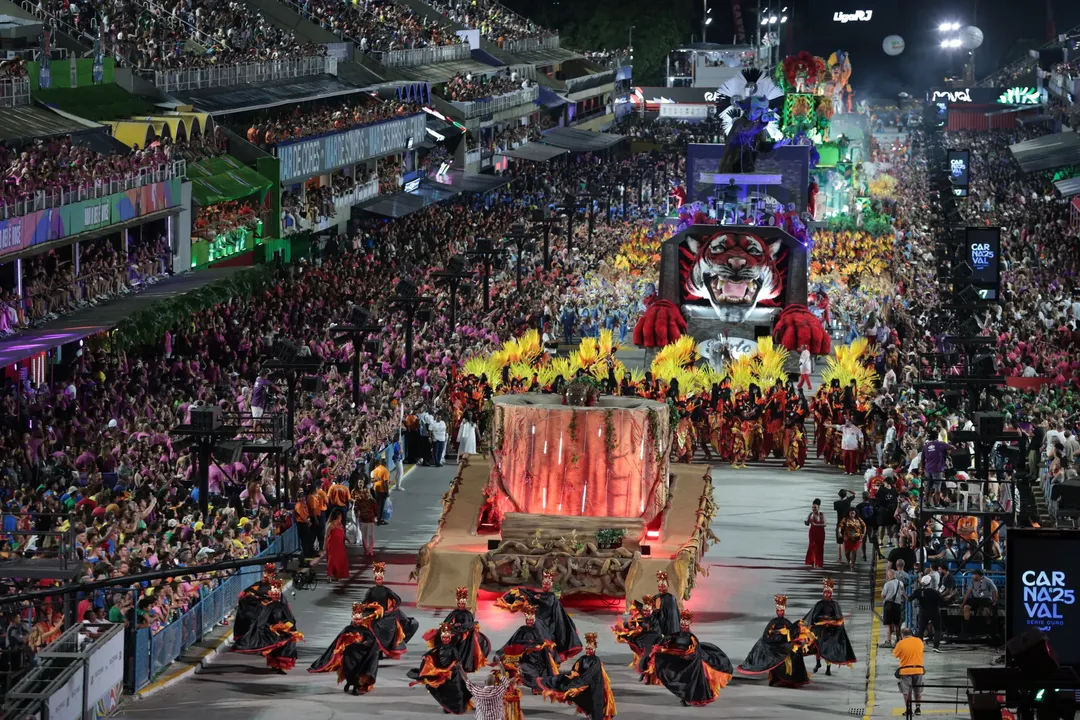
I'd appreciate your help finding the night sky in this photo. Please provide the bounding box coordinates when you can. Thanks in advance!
[709,0,1080,96]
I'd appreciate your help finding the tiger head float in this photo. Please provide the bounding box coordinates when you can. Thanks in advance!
[682,231,782,321]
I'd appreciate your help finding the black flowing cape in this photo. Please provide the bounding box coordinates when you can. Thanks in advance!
[363,585,419,656]
[422,608,492,673]
[737,616,812,687]
[613,611,663,677]
[649,630,733,706]
[537,653,617,720]
[233,601,303,671]
[653,592,682,636]
[497,588,582,660]
[496,623,561,691]
[234,580,272,641]
[308,622,381,692]
[803,599,857,666]
[407,645,473,714]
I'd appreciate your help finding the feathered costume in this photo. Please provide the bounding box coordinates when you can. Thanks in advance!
[496,571,582,661]
[308,603,383,694]
[408,623,473,714]
[233,580,304,672]
[648,610,733,706]
[803,579,857,673]
[537,633,617,720]
[363,562,419,658]
[737,595,815,687]
[422,587,492,673]
[714,68,786,173]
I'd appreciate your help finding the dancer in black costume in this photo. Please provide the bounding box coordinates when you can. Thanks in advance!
[308,602,382,695]
[803,578,857,675]
[234,563,277,641]
[737,594,815,687]
[652,570,682,636]
[496,569,582,660]
[408,622,473,714]
[537,632,617,720]
[422,587,491,673]
[496,603,560,693]
[233,580,304,673]
[362,561,419,658]
[612,594,663,683]
[649,609,733,706]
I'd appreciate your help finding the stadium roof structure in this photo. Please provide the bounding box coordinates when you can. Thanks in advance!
[0,105,98,142]
[1009,130,1080,174]
[170,75,368,115]
[497,142,568,162]
[1054,176,1080,198]
[540,127,625,152]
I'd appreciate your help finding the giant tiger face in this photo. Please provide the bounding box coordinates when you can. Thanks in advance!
[683,231,782,320]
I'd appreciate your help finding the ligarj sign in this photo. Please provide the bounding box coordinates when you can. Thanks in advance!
[833,10,873,22]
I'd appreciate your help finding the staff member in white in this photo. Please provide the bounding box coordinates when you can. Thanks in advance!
[833,418,865,475]
[797,344,813,390]
[430,415,448,467]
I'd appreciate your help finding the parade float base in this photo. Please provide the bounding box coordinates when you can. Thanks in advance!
[412,457,718,611]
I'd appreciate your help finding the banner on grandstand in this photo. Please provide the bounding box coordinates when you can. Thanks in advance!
[0,209,63,257]
[275,113,427,183]
[1006,528,1080,667]
[84,627,125,717]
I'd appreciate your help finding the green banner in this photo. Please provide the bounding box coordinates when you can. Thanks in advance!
[27,58,114,90]
[59,178,182,237]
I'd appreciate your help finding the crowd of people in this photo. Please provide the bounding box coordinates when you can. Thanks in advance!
[443,71,532,103]
[291,0,462,54]
[34,0,325,72]
[0,232,169,333]
[0,135,178,217]
[245,97,421,150]
[427,0,552,45]
[611,115,726,146]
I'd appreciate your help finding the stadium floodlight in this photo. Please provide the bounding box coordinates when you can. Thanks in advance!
[939,21,960,32]
[780,15,787,23]
[705,16,713,25]
[761,15,768,24]
[768,15,777,23]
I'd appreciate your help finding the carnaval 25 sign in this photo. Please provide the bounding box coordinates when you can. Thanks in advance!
[1006,529,1080,667]
[928,87,1041,105]
[276,113,427,183]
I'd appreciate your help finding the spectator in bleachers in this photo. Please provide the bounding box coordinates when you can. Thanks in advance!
[428,0,551,45]
[292,0,462,53]
[444,71,532,102]
[246,96,420,149]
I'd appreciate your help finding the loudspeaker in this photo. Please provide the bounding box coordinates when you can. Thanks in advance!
[213,440,244,465]
[639,545,651,556]
[1006,630,1059,679]
[396,279,419,297]
[190,406,222,431]
[975,412,1005,437]
[487,539,501,550]
[301,376,323,393]
[944,391,962,411]
[968,693,1002,720]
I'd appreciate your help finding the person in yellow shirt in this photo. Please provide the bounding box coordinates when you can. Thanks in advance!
[371,461,390,525]
[892,628,924,715]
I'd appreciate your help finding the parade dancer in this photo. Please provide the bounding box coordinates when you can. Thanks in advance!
[804,499,827,569]
[233,580,304,673]
[308,602,382,695]
[652,571,681,636]
[537,633,617,720]
[496,603,560,693]
[649,609,733,706]
[803,579,857,675]
[234,563,277,641]
[362,561,419,657]
[497,570,582,660]
[422,587,491,673]
[408,623,473,714]
[612,595,662,683]
[737,595,815,687]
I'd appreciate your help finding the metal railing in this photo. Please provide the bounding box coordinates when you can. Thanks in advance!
[565,69,616,95]
[0,77,30,108]
[375,43,470,68]
[504,35,560,56]
[507,63,537,80]
[149,56,336,92]
[133,525,298,691]
[448,85,538,119]
[0,160,185,222]
[323,41,354,61]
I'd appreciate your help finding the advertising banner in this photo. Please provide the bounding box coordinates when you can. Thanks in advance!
[276,113,427,183]
[948,149,970,196]
[0,209,64,257]
[1006,529,1080,667]
[47,665,84,720]
[85,629,125,718]
[966,226,1000,289]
